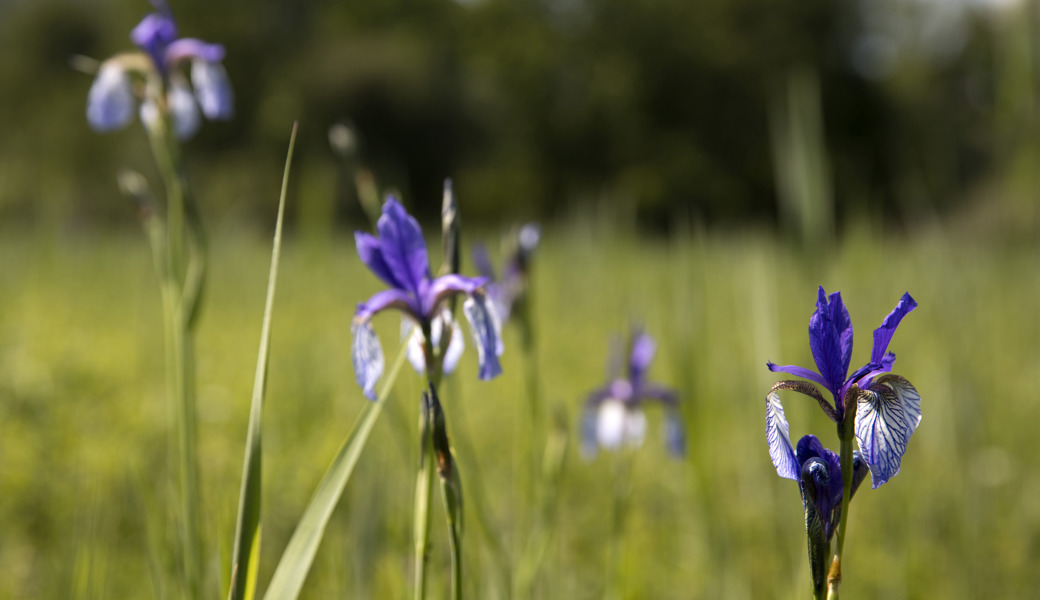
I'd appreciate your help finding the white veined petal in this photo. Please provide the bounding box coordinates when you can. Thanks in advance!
[86,63,136,132]
[854,375,921,488]
[463,295,503,380]
[191,60,234,120]
[766,390,800,480]
[595,401,627,450]
[168,76,200,140]
[402,318,426,374]
[441,317,466,374]
[351,321,384,401]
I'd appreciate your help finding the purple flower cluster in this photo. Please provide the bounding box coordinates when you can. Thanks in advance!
[86,0,233,139]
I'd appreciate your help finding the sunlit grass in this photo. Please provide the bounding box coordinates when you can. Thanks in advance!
[0,222,1037,598]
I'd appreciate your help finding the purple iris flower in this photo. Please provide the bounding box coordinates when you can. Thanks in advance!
[471,223,540,324]
[351,198,503,399]
[766,287,922,487]
[581,330,684,457]
[768,396,869,593]
[86,0,233,139]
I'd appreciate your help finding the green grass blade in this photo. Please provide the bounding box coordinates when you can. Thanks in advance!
[228,122,299,600]
[262,344,409,600]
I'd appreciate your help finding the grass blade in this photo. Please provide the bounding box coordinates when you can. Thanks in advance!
[228,122,299,600]
[262,344,409,600]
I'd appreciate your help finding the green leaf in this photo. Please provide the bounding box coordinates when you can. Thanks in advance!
[262,344,409,600]
[228,122,298,600]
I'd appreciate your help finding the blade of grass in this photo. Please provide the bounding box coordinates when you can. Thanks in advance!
[262,343,409,600]
[228,122,299,600]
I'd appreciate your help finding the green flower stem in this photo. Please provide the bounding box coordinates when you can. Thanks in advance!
[144,112,204,599]
[414,326,440,600]
[827,409,857,600]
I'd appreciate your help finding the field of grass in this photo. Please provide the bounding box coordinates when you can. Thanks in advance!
[1,221,1038,599]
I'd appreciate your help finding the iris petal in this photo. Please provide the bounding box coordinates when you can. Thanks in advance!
[168,75,200,140]
[766,390,799,480]
[853,375,922,487]
[351,321,384,400]
[191,60,233,120]
[86,64,136,132]
[355,288,419,322]
[423,274,486,316]
[808,287,853,396]
[628,331,656,391]
[462,294,503,380]
[870,292,917,367]
[356,231,404,290]
[664,409,686,457]
[376,199,430,297]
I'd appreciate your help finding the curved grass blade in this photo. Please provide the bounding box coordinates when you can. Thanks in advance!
[228,122,298,600]
[262,343,409,600]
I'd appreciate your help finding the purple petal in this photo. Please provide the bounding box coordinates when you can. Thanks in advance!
[356,231,406,290]
[853,375,922,488]
[376,198,430,298]
[351,321,384,400]
[664,409,686,457]
[164,38,225,66]
[191,60,233,120]
[869,292,917,367]
[355,288,420,322]
[462,294,503,380]
[131,12,179,67]
[639,382,679,407]
[766,390,799,480]
[471,243,497,281]
[86,64,135,132]
[808,287,853,396]
[628,331,656,390]
[766,362,829,389]
[167,75,200,140]
[423,274,486,316]
[795,435,843,537]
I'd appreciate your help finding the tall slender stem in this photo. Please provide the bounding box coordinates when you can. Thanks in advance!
[414,326,439,600]
[827,412,856,600]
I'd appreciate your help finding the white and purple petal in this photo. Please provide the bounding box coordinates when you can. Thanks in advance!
[167,75,200,140]
[766,390,799,480]
[190,59,233,120]
[853,375,921,487]
[351,320,384,401]
[86,63,136,132]
[402,311,465,375]
[164,38,225,67]
[462,294,503,380]
[376,198,430,298]
[423,274,486,316]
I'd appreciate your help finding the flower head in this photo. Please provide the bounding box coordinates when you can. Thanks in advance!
[766,287,922,487]
[472,223,541,324]
[86,0,233,139]
[581,329,684,457]
[351,198,503,399]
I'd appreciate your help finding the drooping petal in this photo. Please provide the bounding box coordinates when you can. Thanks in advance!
[167,75,200,140]
[423,274,486,316]
[808,287,853,395]
[796,435,842,539]
[376,198,430,298]
[191,60,233,120]
[86,63,136,132]
[355,288,420,322]
[131,11,179,68]
[766,362,830,391]
[595,400,647,451]
[639,382,679,407]
[853,375,922,487]
[869,292,917,368]
[356,231,405,290]
[628,331,656,391]
[462,294,503,380]
[403,319,426,374]
[471,243,497,281]
[766,390,799,480]
[164,38,225,66]
[351,320,384,400]
[664,409,686,457]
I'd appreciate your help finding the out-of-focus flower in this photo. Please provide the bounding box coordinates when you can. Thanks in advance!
[471,223,540,324]
[86,0,233,139]
[766,287,921,487]
[581,330,684,457]
[351,198,503,399]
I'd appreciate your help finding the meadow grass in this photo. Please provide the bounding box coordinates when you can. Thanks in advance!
[0,221,1037,599]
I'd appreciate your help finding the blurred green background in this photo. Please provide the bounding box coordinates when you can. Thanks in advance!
[1,0,1040,598]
